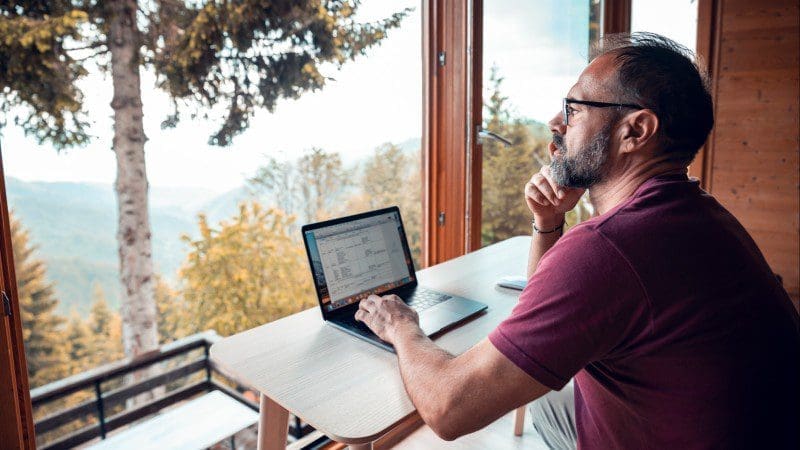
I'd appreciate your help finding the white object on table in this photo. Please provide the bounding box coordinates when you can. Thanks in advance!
[496,275,527,291]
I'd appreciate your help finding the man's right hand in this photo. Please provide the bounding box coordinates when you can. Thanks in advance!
[524,166,584,229]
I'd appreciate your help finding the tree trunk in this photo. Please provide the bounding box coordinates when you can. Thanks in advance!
[107,0,158,361]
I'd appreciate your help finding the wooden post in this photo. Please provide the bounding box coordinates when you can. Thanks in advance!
[513,406,526,436]
[258,393,290,450]
[348,443,373,450]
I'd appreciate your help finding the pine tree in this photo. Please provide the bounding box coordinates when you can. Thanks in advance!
[65,313,93,374]
[10,213,69,388]
[87,285,124,364]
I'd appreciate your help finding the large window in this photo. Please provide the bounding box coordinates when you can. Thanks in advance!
[1,1,421,445]
[479,0,600,247]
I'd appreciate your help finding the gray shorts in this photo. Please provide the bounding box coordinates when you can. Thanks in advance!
[528,380,577,450]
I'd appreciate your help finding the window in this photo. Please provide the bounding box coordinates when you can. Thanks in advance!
[479,0,600,247]
[1,1,422,446]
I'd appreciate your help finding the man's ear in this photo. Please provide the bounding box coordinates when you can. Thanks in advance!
[618,109,659,154]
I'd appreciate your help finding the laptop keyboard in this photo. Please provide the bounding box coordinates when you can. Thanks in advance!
[340,289,452,333]
[406,288,451,312]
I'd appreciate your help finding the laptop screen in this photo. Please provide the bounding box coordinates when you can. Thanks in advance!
[304,210,415,312]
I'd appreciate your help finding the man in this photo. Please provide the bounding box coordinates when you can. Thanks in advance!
[355,33,799,449]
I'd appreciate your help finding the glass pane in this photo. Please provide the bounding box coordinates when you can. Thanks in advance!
[480,0,599,247]
[2,1,421,445]
[632,0,698,52]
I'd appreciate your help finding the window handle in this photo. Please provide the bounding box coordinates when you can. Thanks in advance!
[477,128,513,147]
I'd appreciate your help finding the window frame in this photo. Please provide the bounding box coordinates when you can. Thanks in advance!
[0,145,36,449]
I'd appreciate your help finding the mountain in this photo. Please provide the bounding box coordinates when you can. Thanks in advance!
[4,177,232,314]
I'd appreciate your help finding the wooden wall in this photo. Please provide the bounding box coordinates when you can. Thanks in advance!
[694,0,799,305]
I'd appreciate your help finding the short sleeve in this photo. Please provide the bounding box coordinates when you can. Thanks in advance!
[488,226,650,390]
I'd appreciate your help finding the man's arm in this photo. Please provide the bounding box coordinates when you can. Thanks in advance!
[355,297,549,441]
[393,330,550,440]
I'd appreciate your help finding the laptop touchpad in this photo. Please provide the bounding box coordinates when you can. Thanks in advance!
[419,305,461,336]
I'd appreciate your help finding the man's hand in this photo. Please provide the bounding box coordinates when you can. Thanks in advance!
[355,294,421,344]
[525,165,584,228]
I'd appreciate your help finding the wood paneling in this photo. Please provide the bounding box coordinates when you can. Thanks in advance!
[695,0,800,303]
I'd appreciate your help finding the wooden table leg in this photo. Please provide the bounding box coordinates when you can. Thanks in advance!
[258,393,289,450]
[347,443,373,450]
[514,406,526,436]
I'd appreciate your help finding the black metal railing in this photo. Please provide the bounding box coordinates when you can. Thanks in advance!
[30,331,317,449]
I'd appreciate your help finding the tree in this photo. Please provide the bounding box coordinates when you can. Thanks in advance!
[179,203,315,336]
[249,147,352,224]
[87,285,124,365]
[155,276,187,344]
[64,313,93,374]
[10,213,69,388]
[1,1,407,360]
[346,143,423,266]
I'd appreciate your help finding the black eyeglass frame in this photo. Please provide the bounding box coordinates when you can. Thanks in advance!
[562,98,644,126]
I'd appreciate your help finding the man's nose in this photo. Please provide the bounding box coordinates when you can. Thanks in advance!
[548,111,566,135]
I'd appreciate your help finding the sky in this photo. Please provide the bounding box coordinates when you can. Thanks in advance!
[1,0,696,193]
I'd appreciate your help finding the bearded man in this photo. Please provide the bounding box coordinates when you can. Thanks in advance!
[355,32,799,449]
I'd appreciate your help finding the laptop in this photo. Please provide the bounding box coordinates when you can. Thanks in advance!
[301,206,488,352]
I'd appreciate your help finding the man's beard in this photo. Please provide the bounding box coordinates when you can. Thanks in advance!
[549,125,612,189]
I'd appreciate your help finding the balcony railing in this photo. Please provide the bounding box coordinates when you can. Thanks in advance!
[30,331,317,449]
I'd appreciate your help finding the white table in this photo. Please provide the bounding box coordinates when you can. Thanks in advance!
[210,236,529,449]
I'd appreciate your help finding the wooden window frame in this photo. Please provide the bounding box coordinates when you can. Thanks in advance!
[0,144,36,449]
[687,0,719,190]
[422,0,483,266]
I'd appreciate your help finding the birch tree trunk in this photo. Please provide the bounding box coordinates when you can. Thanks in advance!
[107,0,159,362]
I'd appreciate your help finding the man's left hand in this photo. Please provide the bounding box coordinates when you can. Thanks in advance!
[355,294,421,344]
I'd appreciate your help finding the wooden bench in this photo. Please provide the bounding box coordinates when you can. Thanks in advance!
[87,390,258,450]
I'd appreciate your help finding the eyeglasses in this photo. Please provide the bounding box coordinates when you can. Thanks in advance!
[562,97,644,126]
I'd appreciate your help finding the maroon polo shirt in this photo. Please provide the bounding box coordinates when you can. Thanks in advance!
[489,172,799,449]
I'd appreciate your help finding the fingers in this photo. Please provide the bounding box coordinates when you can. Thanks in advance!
[354,308,367,322]
[525,181,549,206]
[526,175,560,207]
[361,296,378,313]
[533,173,560,205]
[540,166,565,199]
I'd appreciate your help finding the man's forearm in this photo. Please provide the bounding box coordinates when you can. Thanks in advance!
[527,214,565,278]
[392,325,459,435]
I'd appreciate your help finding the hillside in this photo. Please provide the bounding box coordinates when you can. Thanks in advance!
[4,177,248,314]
